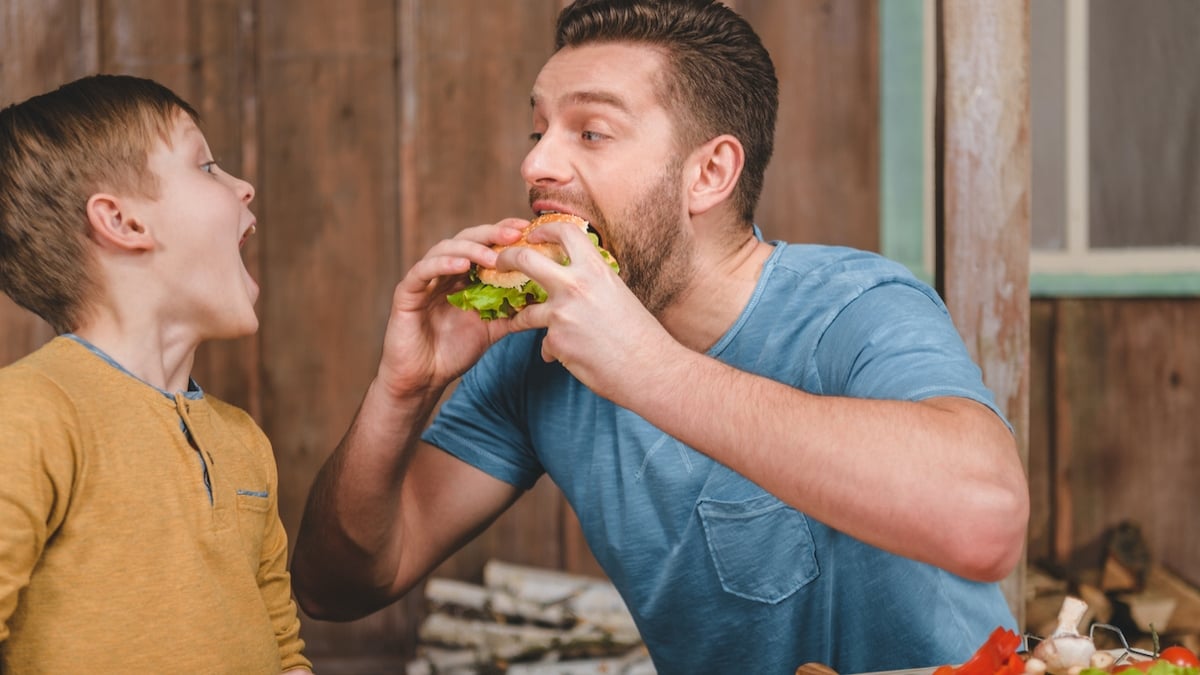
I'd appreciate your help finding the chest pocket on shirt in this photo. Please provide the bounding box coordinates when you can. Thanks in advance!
[234,489,271,563]
[697,494,820,603]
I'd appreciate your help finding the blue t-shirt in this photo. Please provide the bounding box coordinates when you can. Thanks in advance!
[424,242,1018,674]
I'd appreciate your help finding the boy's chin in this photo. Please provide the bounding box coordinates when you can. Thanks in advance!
[211,305,259,340]
[242,268,260,303]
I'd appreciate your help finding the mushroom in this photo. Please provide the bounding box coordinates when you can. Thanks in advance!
[1032,596,1097,674]
[1089,652,1116,672]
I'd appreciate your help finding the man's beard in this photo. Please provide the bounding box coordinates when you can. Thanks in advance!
[597,158,695,315]
[529,157,695,315]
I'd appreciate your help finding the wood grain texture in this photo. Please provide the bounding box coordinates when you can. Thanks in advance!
[398,0,559,270]
[937,0,1031,621]
[735,0,880,249]
[255,0,406,661]
[1054,299,1200,589]
[1027,300,1055,567]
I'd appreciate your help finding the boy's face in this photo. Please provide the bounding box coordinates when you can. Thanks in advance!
[130,112,259,339]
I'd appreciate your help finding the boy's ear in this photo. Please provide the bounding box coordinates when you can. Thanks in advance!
[86,193,153,251]
[685,134,744,217]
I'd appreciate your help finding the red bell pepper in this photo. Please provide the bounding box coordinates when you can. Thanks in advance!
[935,627,1024,675]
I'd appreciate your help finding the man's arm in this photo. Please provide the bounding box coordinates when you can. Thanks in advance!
[628,366,1026,582]
[581,326,1025,583]
[291,380,521,620]
[291,220,531,620]
[555,324,1025,582]
[503,226,1028,582]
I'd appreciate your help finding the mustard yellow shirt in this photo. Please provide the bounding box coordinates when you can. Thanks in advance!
[0,336,310,673]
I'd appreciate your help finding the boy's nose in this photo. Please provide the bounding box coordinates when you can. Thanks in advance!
[234,176,255,204]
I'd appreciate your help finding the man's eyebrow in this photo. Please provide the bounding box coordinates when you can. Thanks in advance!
[530,90,632,114]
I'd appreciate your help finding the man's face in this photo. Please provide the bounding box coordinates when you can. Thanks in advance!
[523,42,696,313]
[129,112,260,339]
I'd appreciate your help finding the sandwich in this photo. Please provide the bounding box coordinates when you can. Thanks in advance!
[447,212,619,320]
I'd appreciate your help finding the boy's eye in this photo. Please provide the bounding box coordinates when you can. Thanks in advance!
[200,161,218,174]
[529,132,543,143]
[581,130,606,142]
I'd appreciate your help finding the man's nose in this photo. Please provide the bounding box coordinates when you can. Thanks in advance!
[521,134,571,186]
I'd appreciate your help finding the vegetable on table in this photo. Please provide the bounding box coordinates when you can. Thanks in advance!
[1032,596,1097,674]
[1159,647,1200,668]
[932,627,1024,675]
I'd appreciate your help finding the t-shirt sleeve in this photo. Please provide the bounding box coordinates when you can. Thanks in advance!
[814,280,1011,430]
[422,333,546,490]
[0,369,77,642]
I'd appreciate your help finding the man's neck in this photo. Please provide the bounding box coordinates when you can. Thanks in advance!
[657,234,774,353]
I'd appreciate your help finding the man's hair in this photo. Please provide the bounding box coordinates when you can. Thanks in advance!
[554,0,778,223]
[0,74,199,333]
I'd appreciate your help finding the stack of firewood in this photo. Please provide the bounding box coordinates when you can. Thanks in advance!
[1027,521,1200,653]
[405,560,656,674]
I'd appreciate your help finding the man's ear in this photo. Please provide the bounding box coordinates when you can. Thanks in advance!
[685,134,744,217]
[86,193,153,251]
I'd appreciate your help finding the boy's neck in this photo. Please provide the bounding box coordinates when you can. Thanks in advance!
[73,322,198,394]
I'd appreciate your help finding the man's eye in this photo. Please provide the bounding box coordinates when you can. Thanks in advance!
[529,132,544,143]
[581,131,606,142]
[201,161,218,174]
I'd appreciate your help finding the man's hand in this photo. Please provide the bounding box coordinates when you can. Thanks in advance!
[375,218,529,399]
[499,218,680,403]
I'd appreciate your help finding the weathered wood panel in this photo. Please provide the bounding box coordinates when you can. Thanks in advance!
[255,0,406,661]
[735,0,880,250]
[1050,299,1200,588]
[937,0,1031,621]
[1028,300,1056,566]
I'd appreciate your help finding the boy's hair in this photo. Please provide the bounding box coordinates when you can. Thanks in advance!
[554,0,778,224]
[0,74,199,334]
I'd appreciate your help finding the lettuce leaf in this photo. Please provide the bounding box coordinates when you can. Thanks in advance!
[446,275,548,320]
[1082,662,1200,675]
[446,232,619,320]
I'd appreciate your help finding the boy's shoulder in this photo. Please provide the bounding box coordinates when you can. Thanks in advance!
[0,339,87,446]
[0,337,81,395]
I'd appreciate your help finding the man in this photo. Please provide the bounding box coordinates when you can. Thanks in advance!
[291,0,1029,672]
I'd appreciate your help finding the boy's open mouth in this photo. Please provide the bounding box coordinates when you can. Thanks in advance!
[239,222,257,248]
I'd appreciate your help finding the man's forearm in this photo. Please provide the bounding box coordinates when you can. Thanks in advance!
[291,378,443,620]
[616,346,1028,582]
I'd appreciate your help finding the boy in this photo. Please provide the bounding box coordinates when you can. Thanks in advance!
[0,75,311,673]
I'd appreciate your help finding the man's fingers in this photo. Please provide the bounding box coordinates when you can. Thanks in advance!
[523,219,595,260]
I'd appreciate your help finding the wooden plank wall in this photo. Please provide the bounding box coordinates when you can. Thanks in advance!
[1027,299,1200,587]
[0,0,878,668]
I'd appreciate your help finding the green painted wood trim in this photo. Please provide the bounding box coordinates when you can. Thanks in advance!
[1031,273,1200,297]
[878,0,1198,297]
[879,0,929,283]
